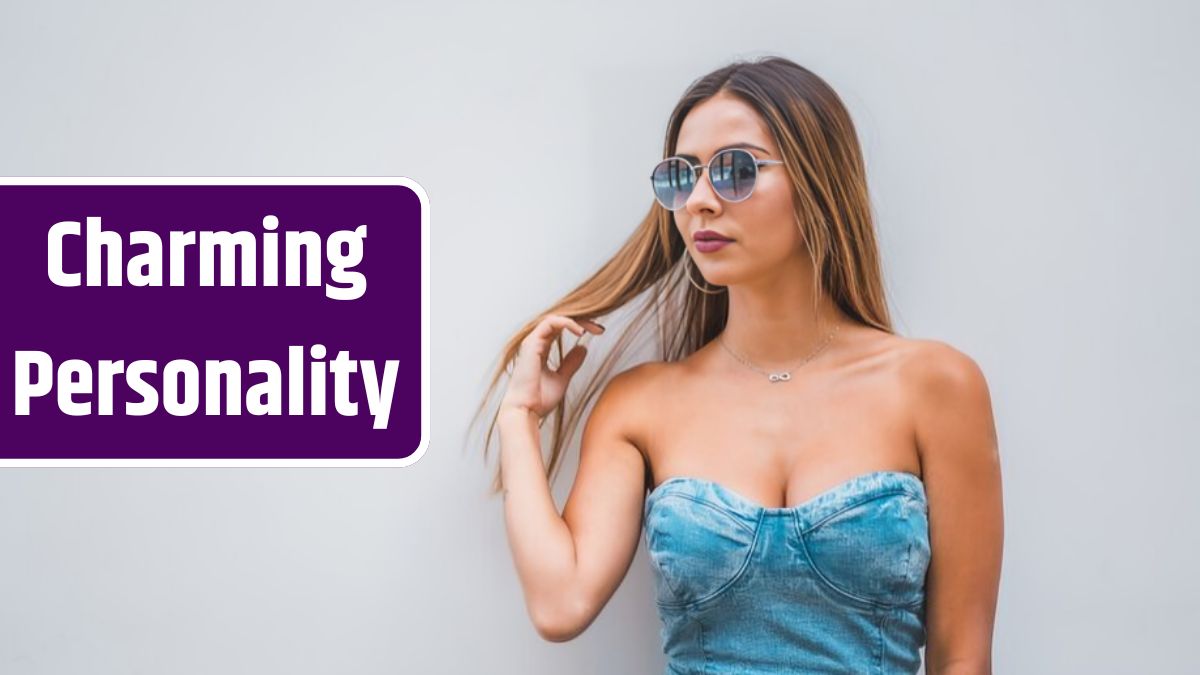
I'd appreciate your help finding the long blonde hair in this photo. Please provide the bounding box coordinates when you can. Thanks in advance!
[470,55,893,495]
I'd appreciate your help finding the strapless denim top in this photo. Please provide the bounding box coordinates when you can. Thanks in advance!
[643,470,931,675]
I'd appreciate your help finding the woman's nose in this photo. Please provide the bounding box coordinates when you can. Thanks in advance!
[684,168,721,217]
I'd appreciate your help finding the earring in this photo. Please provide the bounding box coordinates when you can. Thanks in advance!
[685,251,726,295]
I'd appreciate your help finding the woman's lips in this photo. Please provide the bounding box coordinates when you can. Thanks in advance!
[695,239,732,253]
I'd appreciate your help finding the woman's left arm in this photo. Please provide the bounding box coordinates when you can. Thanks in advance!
[908,341,1004,675]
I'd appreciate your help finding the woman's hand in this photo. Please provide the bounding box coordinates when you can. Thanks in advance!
[500,314,605,420]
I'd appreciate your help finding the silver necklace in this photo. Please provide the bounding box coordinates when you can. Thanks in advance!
[718,323,841,383]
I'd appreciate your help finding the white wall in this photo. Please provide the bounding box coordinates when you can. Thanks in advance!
[0,1,1196,673]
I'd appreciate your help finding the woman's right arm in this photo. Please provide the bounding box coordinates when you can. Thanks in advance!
[497,315,649,642]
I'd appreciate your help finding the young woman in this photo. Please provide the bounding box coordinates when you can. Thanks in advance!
[473,56,1003,674]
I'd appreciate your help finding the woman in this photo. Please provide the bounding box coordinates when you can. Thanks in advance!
[473,56,1003,674]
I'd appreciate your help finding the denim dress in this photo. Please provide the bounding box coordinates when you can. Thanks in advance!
[643,470,931,674]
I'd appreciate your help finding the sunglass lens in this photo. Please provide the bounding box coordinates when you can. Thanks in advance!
[651,158,694,210]
[709,149,758,202]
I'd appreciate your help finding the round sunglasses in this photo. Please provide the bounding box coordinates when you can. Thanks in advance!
[650,148,784,211]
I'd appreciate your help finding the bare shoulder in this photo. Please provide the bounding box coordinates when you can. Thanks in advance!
[590,360,674,451]
[896,338,990,405]
[598,360,669,405]
[893,337,997,465]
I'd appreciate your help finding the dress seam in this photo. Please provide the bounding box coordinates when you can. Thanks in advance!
[876,605,888,675]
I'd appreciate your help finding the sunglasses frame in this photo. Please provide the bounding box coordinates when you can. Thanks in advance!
[650,147,784,211]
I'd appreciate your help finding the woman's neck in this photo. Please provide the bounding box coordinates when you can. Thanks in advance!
[718,268,846,367]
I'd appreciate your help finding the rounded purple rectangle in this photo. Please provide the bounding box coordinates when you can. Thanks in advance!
[0,178,428,467]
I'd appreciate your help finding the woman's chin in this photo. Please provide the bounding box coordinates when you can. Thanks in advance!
[696,273,738,288]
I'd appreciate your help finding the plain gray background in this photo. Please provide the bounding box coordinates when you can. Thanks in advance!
[2,1,1197,673]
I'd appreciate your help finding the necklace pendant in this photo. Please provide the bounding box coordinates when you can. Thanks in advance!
[768,372,791,383]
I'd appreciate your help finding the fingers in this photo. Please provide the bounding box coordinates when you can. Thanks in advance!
[527,314,606,344]
[529,314,582,342]
[554,343,588,380]
[517,315,606,371]
[579,318,606,334]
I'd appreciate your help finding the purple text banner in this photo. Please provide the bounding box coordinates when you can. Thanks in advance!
[0,177,429,467]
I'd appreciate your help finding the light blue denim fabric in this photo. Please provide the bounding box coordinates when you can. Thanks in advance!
[643,470,930,674]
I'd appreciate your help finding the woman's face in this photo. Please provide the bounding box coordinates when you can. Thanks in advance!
[672,92,801,286]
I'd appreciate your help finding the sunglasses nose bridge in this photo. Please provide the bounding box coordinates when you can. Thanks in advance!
[683,161,722,210]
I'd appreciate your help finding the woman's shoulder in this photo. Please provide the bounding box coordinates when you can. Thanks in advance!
[844,329,984,406]
[889,335,984,387]
[601,359,676,403]
[592,360,687,438]
[888,334,991,438]
[587,361,674,459]
[840,324,974,373]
